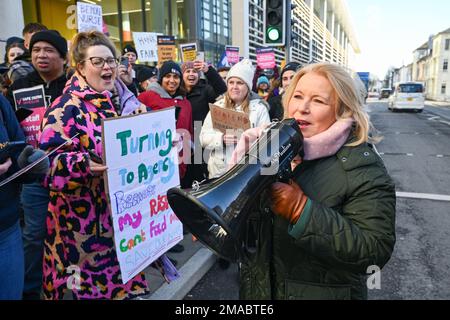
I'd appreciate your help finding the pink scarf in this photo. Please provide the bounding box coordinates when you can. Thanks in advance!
[303,118,354,160]
[228,118,354,168]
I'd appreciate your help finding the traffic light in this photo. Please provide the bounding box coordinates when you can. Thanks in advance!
[263,0,286,46]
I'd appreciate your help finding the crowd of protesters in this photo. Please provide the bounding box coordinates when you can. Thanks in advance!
[0,21,395,301]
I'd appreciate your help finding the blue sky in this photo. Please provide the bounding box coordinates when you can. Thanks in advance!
[346,0,450,79]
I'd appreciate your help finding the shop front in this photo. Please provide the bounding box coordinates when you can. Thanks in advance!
[21,0,197,59]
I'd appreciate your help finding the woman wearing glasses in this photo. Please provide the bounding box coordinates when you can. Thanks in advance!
[39,31,148,300]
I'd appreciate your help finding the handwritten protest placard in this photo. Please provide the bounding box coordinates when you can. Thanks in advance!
[180,43,197,62]
[225,46,240,65]
[12,85,47,148]
[256,47,276,69]
[157,36,177,64]
[77,2,103,32]
[132,32,158,62]
[209,103,250,134]
[102,109,182,284]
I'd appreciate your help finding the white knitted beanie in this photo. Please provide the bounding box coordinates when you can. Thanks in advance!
[226,59,255,90]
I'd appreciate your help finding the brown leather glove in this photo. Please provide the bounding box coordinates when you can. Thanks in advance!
[270,180,308,224]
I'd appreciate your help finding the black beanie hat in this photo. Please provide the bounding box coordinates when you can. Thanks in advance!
[136,66,158,83]
[281,62,302,79]
[29,30,68,58]
[158,61,182,83]
[122,44,137,56]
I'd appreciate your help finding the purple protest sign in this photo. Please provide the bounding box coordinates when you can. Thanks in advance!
[256,48,276,69]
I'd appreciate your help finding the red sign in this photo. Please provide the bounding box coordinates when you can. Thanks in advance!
[13,85,48,148]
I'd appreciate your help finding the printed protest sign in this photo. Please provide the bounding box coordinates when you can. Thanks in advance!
[132,32,158,62]
[225,46,240,65]
[77,2,103,32]
[196,51,205,62]
[12,85,47,148]
[256,47,276,69]
[157,36,177,64]
[102,109,182,284]
[209,104,250,134]
[180,43,197,62]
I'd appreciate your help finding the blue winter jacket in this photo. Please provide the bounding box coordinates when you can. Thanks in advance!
[0,95,27,232]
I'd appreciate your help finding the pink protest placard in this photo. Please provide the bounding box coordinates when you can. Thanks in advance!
[256,47,276,69]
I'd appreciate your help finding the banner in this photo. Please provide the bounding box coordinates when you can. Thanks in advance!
[209,104,250,134]
[180,43,197,62]
[77,2,103,32]
[157,36,177,64]
[12,85,47,148]
[132,32,158,62]
[225,46,240,65]
[102,109,182,284]
[256,47,276,69]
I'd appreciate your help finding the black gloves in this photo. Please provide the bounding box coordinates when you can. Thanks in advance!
[17,145,50,176]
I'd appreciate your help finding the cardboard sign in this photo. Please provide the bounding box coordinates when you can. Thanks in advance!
[13,85,47,148]
[77,2,103,32]
[102,109,182,284]
[180,43,197,62]
[209,104,251,134]
[132,32,158,62]
[157,36,177,64]
[256,47,276,69]
[225,46,240,65]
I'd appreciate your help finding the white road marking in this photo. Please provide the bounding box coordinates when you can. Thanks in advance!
[397,192,450,202]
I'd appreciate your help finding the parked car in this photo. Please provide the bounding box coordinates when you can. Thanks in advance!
[379,88,392,99]
[388,82,425,112]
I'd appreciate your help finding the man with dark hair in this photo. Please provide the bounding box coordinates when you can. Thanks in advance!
[5,23,48,83]
[7,30,67,108]
[267,61,302,121]
[6,29,68,300]
[23,23,48,50]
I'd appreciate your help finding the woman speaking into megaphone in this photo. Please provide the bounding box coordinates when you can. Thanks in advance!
[232,63,396,300]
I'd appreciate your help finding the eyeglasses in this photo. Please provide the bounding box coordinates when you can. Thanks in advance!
[83,57,119,68]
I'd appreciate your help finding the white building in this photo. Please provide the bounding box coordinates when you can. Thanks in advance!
[231,0,360,69]
[397,64,413,83]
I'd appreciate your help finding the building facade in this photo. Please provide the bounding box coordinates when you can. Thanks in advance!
[427,29,450,101]
[410,28,450,102]
[231,0,360,69]
[1,0,231,65]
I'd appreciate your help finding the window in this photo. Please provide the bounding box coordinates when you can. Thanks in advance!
[441,83,446,95]
[398,83,424,93]
[446,39,450,50]
[444,59,448,72]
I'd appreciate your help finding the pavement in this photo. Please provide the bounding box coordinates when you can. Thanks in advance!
[137,232,217,300]
[425,100,450,108]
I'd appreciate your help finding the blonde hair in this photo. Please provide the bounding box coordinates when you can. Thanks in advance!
[283,62,373,146]
[223,89,251,114]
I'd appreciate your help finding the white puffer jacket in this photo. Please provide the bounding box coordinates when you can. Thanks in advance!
[200,93,271,178]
